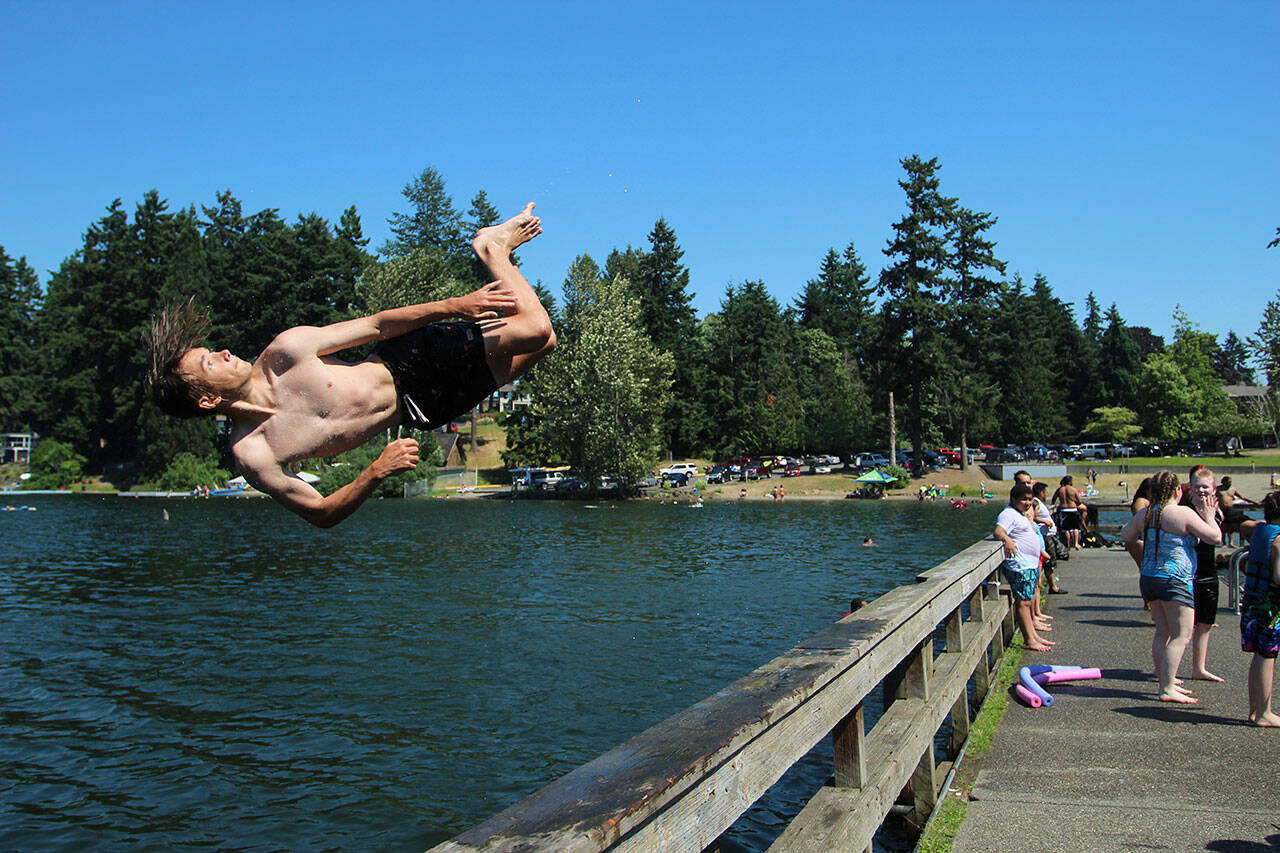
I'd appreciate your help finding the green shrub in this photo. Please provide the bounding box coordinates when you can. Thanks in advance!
[883,463,910,489]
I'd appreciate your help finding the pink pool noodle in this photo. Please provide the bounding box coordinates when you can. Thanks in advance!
[1018,666,1054,706]
[1036,667,1101,685]
[1015,683,1043,708]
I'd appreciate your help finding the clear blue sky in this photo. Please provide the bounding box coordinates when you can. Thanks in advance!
[3,1,1276,346]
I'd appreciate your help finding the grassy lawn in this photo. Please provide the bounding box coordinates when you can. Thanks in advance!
[1082,450,1280,469]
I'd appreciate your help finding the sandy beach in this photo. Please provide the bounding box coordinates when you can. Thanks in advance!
[676,463,1280,505]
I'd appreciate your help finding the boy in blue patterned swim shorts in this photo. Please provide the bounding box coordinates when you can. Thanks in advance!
[995,483,1054,652]
[1241,491,1280,727]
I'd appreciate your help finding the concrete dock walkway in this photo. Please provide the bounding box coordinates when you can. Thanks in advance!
[952,543,1280,852]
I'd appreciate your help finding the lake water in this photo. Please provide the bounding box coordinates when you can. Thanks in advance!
[1,494,995,850]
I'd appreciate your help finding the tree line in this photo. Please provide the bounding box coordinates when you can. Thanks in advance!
[2,157,1277,491]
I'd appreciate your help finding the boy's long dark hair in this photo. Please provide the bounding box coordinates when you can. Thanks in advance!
[144,297,214,419]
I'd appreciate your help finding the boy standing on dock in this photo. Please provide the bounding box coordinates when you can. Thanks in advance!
[995,483,1055,652]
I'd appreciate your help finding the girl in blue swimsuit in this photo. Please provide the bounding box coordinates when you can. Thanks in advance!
[1121,471,1221,704]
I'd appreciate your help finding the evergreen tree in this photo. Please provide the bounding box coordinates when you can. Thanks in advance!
[1214,330,1256,385]
[793,327,871,455]
[462,190,504,288]
[938,204,1006,463]
[0,247,42,429]
[702,281,802,456]
[986,276,1066,441]
[796,241,876,365]
[380,166,465,262]
[1128,325,1165,361]
[877,155,955,470]
[1082,292,1103,343]
[1095,303,1141,406]
[1251,292,1280,386]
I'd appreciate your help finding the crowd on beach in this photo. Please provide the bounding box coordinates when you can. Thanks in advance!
[994,466,1280,727]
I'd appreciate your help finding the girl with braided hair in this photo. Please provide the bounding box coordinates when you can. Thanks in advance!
[1121,470,1221,703]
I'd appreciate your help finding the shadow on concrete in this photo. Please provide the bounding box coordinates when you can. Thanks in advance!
[1078,618,1150,629]
[1112,705,1244,727]
[1207,832,1280,852]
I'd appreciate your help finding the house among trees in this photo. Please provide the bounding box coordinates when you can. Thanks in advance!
[2,433,34,465]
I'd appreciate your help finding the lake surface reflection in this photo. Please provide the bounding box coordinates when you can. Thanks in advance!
[1,494,995,850]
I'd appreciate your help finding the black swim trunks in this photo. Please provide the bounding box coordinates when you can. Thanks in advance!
[372,323,498,430]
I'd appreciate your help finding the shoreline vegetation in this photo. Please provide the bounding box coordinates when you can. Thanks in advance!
[15,452,1280,508]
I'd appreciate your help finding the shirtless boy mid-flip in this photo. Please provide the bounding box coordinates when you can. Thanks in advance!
[146,203,555,528]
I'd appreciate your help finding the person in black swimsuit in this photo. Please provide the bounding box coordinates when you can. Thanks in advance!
[145,203,555,527]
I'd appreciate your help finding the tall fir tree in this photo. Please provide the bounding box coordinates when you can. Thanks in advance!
[938,204,1005,465]
[1095,303,1141,406]
[877,155,954,470]
[0,247,43,430]
[381,166,467,267]
[1214,330,1256,385]
[796,241,876,366]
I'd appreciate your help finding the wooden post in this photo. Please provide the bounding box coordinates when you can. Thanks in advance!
[832,703,867,789]
[906,639,936,829]
[945,607,965,653]
[948,690,971,758]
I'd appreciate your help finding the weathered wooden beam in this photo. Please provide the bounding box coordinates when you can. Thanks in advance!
[831,703,866,789]
[770,599,1007,851]
[432,545,1006,853]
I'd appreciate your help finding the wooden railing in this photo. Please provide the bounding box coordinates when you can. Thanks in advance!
[431,540,1011,853]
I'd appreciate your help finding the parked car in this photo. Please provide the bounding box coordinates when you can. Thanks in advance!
[1077,442,1111,460]
[809,462,832,474]
[706,464,731,484]
[661,471,691,487]
[854,453,891,469]
[530,470,566,490]
[660,462,700,477]
[987,446,1025,464]
[554,476,586,492]
[783,463,802,477]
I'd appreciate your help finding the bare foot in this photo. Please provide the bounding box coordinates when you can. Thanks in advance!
[1190,670,1225,683]
[1251,712,1280,727]
[1171,683,1194,696]
[1026,643,1053,651]
[472,202,542,259]
[1159,691,1198,704]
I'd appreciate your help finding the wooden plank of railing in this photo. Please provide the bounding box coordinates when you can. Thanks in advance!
[430,540,1006,853]
[768,598,1007,850]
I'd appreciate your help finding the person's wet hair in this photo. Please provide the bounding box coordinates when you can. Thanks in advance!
[1010,483,1032,502]
[1263,491,1280,522]
[145,297,215,419]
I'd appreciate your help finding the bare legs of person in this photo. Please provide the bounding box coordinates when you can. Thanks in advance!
[1149,600,1196,703]
[1017,599,1054,651]
[1190,621,1223,682]
[473,203,557,385]
[1031,574,1052,634]
[1247,653,1280,726]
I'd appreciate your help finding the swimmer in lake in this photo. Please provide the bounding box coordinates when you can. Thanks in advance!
[146,203,555,527]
